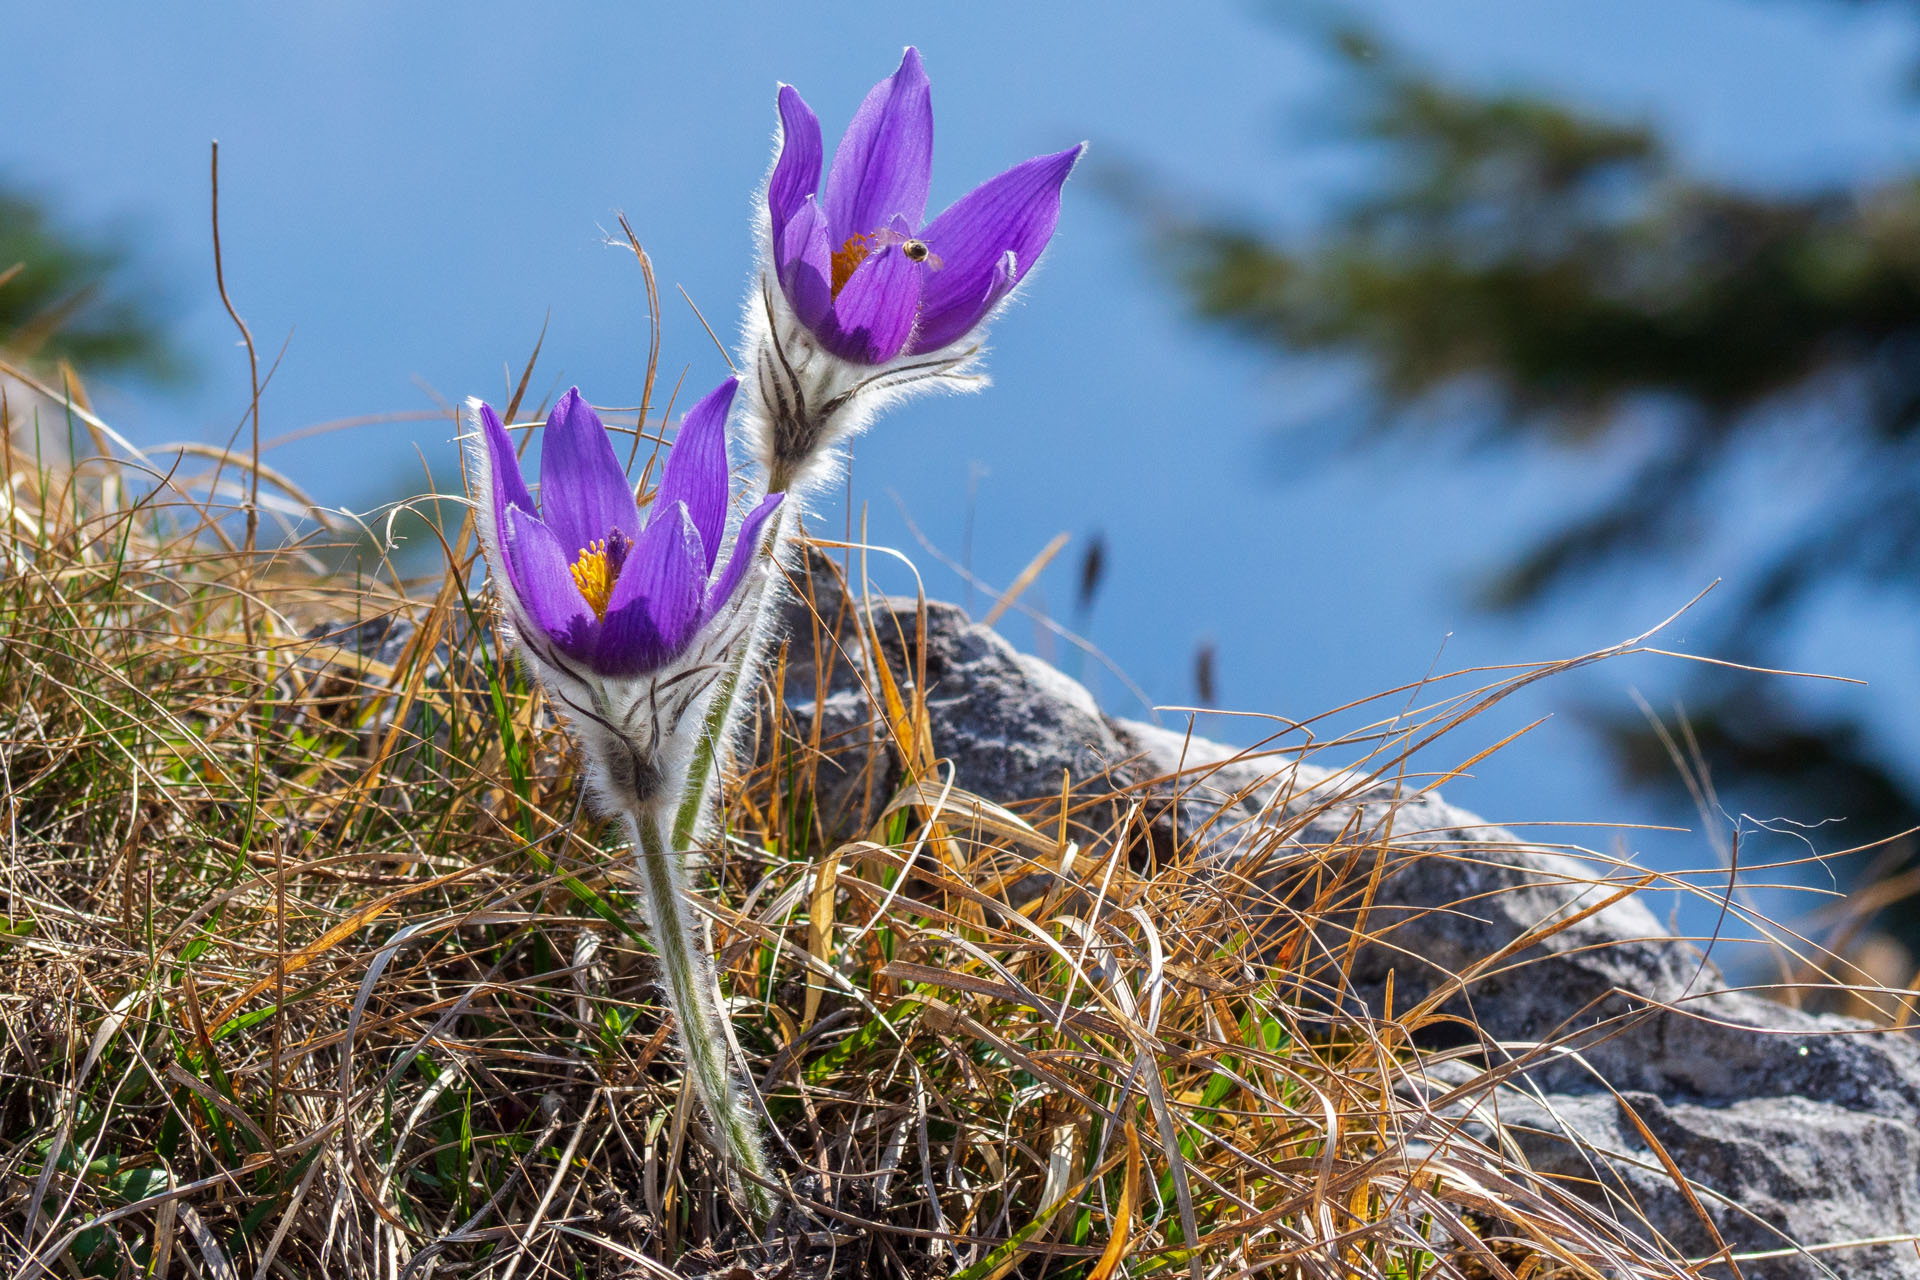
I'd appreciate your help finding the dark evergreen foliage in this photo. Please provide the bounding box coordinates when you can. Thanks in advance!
[1147,19,1920,937]
[0,185,176,380]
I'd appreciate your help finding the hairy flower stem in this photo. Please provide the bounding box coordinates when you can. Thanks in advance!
[669,657,742,851]
[669,504,791,851]
[622,799,774,1224]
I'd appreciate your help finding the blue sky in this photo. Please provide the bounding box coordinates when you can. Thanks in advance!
[7,0,1919,935]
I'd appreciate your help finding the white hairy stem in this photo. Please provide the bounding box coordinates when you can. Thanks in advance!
[619,795,774,1224]
[669,501,795,851]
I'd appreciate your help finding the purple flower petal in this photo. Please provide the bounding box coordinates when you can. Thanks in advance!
[708,492,785,618]
[538,387,640,560]
[503,503,595,656]
[910,250,1019,355]
[819,236,921,364]
[477,401,536,541]
[769,85,823,249]
[598,501,704,674]
[653,377,736,575]
[913,145,1084,351]
[777,196,833,329]
[825,47,933,241]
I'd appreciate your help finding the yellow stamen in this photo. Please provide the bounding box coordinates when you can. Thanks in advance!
[570,540,616,622]
[830,232,873,297]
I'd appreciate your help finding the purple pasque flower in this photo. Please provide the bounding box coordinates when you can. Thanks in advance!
[768,47,1084,365]
[471,380,782,678]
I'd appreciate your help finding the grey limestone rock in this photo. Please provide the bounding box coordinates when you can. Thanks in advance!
[772,566,1920,1280]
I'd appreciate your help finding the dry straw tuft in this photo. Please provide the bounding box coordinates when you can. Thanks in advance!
[0,346,1909,1278]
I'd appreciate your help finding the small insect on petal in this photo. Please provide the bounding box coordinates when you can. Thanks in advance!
[872,227,943,270]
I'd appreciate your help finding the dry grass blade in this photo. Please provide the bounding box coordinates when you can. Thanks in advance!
[980,531,1069,627]
[1087,1119,1141,1280]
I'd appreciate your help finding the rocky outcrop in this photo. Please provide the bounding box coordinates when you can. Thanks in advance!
[773,566,1920,1280]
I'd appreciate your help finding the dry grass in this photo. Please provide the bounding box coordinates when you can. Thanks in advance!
[0,352,1910,1280]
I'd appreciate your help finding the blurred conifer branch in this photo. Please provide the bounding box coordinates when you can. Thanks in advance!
[1132,5,1920,947]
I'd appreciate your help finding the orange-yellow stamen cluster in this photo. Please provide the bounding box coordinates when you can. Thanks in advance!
[830,232,873,297]
[569,541,617,622]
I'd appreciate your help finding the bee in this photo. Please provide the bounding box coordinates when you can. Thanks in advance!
[872,229,944,270]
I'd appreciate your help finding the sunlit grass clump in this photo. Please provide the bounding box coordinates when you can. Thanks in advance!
[0,358,1767,1280]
